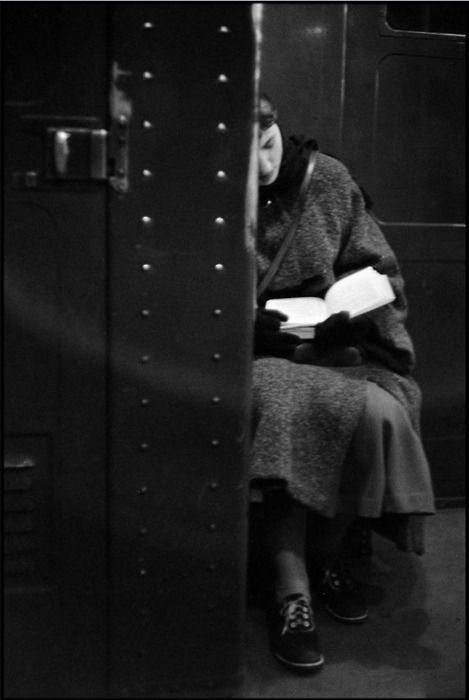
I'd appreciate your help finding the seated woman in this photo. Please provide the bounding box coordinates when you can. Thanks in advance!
[251,94,435,673]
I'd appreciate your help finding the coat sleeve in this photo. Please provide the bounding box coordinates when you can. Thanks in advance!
[334,174,416,374]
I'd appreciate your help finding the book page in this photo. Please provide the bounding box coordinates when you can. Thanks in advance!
[265,297,329,327]
[325,266,395,317]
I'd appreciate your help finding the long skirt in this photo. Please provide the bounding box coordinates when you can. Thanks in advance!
[251,357,435,523]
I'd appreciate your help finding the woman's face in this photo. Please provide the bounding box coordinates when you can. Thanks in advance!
[259,123,283,185]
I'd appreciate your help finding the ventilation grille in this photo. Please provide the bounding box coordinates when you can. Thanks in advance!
[4,437,53,588]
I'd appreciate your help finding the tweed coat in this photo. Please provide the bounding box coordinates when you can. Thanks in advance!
[251,151,430,533]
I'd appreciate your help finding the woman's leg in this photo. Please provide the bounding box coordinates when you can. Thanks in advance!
[306,511,369,623]
[262,490,311,602]
[261,489,325,672]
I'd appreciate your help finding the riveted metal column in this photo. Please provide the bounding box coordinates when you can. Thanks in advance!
[108,5,258,697]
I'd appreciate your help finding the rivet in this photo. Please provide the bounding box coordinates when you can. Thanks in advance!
[140,355,150,363]
[216,122,228,132]
[141,398,150,406]
[140,442,149,451]
[212,309,222,316]
[216,170,227,180]
[212,353,222,361]
[143,21,154,29]
[214,263,225,272]
[209,481,219,490]
[137,486,148,494]
[142,263,152,271]
[141,215,153,224]
[142,169,153,177]
[212,396,221,404]
[208,522,217,531]
[139,527,148,535]
[140,568,147,576]
[143,120,154,129]
[215,217,226,225]
[118,114,128,125]
[217,74,229,83]
[143,71,154,80]
[211,439,220,447]
[218,25,230,33]
[140,309,151,317]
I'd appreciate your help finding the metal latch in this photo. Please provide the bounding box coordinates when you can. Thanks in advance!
[47,127,109,180]
[45,124,129,192]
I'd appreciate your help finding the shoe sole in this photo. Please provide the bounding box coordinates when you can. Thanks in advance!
[274,650,325,673]
[325,605,369,623]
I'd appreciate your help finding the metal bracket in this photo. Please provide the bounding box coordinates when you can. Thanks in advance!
[108,114,130,193]
[46,127,109,181]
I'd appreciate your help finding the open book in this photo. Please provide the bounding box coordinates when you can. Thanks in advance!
[265,266,395,339]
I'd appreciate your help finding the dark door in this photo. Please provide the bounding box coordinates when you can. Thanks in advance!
[106,4,257,697]
[3,4,109,697]
[3,3,257,697]
[340,3,465,503]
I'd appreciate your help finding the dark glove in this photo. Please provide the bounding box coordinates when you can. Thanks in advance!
[314,311,377,351]
[294,342,363,366]
[293,311,377,367]
[254,308,300,358]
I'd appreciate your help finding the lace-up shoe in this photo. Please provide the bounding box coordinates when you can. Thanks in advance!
[319,563,369,623]
[267,594,324,672]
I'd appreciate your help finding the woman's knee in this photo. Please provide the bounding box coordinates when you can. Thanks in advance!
[362,382,409,429]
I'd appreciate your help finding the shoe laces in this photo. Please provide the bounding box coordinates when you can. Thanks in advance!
[280,596,315,635]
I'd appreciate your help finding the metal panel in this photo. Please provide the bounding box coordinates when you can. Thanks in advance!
[3,4,109,697]
[4,3,257,697]
[107,4,256,697]
[371,53,464,223]
[342,4,465,502]
[260,2,347,152]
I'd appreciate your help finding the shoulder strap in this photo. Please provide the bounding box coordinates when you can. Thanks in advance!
[256,148,319,301]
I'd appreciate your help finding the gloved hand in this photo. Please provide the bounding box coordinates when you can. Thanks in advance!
[254,307,300,358]
[294,342,363,366]
[314,311,376,350]
[293,311,377,366]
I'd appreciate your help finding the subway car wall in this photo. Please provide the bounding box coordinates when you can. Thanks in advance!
[2,2,465,699]
[260,2,465,506]
[3,3,259,698]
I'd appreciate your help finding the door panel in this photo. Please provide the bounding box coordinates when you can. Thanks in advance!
[107,4,256,695]
[342,4,465,503]
[4,3,257,697]
[3,3,109,698]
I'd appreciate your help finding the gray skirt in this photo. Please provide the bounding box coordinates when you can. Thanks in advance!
[250,357,435,519]
[338,382,435,517]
